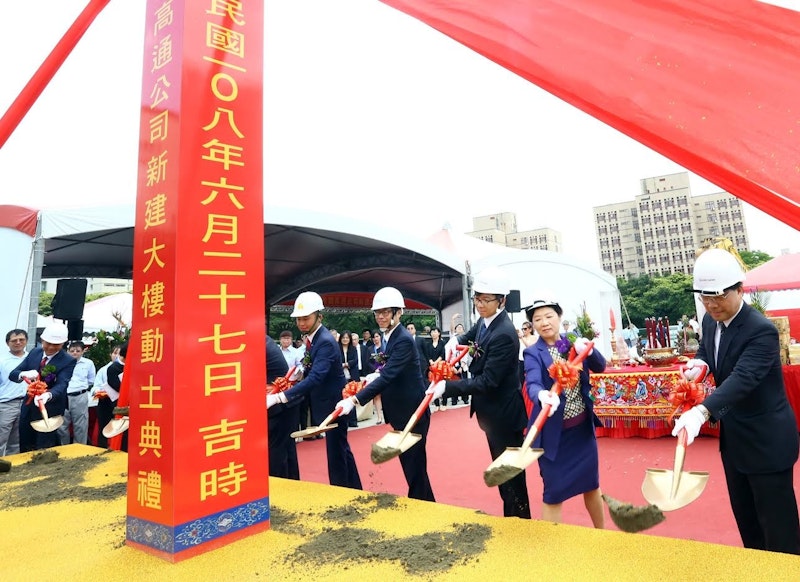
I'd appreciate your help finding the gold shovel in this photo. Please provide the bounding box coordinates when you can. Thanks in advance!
[290,406,343,439]
[483,386,555,486]
[102,416,130,438]
[371,344,471,464]
[483,341,594,487]
[371,392,434,464]
[641,427,709,511]
[30,400,63,433]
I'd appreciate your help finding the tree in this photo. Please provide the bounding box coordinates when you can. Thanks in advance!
[39,291,54,316]
[617,273,696,327]
[739,249,772,269]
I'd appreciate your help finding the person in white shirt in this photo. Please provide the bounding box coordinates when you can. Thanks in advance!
[57,341,96,445]
[278,330,299,369]
[0,329,28,455]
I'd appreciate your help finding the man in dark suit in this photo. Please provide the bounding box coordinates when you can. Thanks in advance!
[267,292,362,490]
[10,322,77,451]
[428,267,531,518]
[675,248,800,554]
[265,336,299,479]
[336,287,435,501]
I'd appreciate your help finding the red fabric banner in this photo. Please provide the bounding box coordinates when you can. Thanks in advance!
[380,0,800,230]
[0,205,38,237]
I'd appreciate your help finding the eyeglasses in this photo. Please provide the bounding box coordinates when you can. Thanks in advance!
[522,326,531,331]
[698,292,729,305]
[472,295,498,306]
[373,308,393,317]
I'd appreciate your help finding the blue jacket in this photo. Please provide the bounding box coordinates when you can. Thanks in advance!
[281,325,346,420]
[10,347,77,417]
[444,310,528,434]
[356,324,427,427]
[523,335,606,460]
[699,302,798,473]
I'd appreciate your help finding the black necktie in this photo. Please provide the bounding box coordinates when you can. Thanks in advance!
[477,322,487,343]
[715,322,726,365]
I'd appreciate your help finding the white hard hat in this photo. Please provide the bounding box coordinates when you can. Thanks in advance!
[40,322,69,344]
[472,266,510,296]
[291,291,324,317]
[523,299,563,320]
[692,248,746,294]
[372,287,405,310]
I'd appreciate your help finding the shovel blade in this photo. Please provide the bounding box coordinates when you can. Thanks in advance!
[102,417,130,439]
[483,446,543,487]
[31,415,63,433]
[641,468,709,511]
[290,423,338,440]
[370,431,422,464]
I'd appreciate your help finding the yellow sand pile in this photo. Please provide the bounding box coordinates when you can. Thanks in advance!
[1,445,798,581]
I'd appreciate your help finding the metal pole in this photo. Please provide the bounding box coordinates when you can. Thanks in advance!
[27,213,45,348]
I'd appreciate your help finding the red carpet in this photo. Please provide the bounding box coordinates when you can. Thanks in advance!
[295,406,800,547]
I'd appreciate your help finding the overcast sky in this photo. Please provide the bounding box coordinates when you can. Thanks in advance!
[3,0,799,262]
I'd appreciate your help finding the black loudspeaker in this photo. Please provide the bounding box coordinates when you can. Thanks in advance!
[52,279,88,320]
[67,320,84,341]
[506,289,521,313]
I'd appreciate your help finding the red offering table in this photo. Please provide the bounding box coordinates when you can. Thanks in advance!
[590,364,719,438]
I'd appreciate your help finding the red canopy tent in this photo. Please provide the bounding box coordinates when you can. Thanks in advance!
[744,253,800,339]
[744,254,800,293]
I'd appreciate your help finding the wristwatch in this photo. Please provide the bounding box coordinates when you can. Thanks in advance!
[697,404,710,421]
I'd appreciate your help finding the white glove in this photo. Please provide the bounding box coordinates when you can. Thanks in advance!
[33,391,52,407]
[538,390,560,417]
[364,372,380,385]
[573,337,593,357]
[19,370,39,380]
[683,359,709,383]
[671,406,706,445]
[425,380,446,400]
[289,367,304,382]
[266,393,281,409]
[444,336,459,361]
[336,397,357,416]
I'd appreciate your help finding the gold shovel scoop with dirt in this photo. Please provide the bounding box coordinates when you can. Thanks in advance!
[371,345,471,464]
[483,341,593,487]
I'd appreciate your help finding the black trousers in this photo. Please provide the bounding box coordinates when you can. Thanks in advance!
[19,403,59,451]
[394,412,435,502]
[268,405,300,480]
[485,426,531,518]
[722,452,800,554]
[325,420,362,490]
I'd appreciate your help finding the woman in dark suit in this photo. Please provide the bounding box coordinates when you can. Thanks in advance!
[425,327,447,408]
[339,330,360,427]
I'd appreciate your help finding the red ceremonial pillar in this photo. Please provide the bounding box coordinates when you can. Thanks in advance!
[126,0,267,561]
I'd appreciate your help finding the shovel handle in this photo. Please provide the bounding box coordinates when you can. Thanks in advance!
[319,406,343,429]
[399,391,434,437]
[676,426,688,449]
[569,341,594,367]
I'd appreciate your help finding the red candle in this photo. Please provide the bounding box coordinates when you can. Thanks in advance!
[609,309,616,330]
